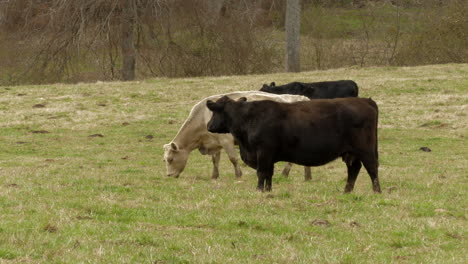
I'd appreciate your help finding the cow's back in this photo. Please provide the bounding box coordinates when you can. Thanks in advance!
[262,80,359,99]
[200,91,309,124]
[172,91,308,147]
[305,80,359,99]
[282,97,376,130]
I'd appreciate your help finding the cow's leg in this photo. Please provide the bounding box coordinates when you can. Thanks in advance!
[282,164,312,181]
[361,156,381,193]
[264,167,274,192]
[223,143,243,178]
[304,166,312,181]
[230,156,243,178]
[256,173,265,191]
[281,163,292,177]
[257,151,274,192]
[211,151,221,179]
[344,160,362,193]
[258,167,274,192]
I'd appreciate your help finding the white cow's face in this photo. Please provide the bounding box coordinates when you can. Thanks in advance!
[163,142,189,178]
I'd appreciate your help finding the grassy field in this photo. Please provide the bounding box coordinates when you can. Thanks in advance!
[0,64,466,263]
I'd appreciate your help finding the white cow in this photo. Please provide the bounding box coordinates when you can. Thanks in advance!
[163,91,311,179]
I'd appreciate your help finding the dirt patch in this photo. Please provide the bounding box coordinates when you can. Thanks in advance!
[33,103,46,108]
[43,224,58,233]
[395,256,409,260]
[420,121,449,129]
[311,219,331,227]
[31,130,50,134]
[419,147,432,152]
[238,221,247,227]
[88,134,104,138]
[446,232,463,240]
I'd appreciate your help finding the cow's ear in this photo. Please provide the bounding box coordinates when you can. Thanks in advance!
[270,82,276,86]
[237,97,247,103]
[170,142,179,152]
[206,100,223,112]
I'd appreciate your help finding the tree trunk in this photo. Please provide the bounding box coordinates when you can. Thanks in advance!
[120,0,136,81]
[285,0,301,72]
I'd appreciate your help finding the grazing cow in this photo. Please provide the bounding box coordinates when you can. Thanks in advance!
[261,80,359,179]
[260,80,359,99]
[163,91,309,179]
[206,96,381,193]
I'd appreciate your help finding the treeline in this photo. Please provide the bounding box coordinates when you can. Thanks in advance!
[0,0,466,85]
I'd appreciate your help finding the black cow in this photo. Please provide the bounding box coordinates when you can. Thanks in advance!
[260,80,359,99]
[206,96,381,193]
[261,80,359,179]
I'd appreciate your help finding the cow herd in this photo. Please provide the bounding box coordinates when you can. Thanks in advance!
[164,80,381,193]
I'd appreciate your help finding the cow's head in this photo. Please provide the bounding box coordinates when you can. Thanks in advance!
[260,82,275,92]
[163,142,189,178]
[206,96,246,134]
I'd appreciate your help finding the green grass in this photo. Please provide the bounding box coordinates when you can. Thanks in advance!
[0,64,467,263]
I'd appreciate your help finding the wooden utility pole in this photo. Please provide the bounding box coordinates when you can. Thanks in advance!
[120,0,136,81]
[285,0,301,72]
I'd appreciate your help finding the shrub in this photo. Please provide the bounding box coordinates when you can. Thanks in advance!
[394,0,467,65]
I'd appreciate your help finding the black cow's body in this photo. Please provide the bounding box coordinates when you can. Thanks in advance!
[260,80,359,99]
[260,80,359,179]
[206,96,381,193]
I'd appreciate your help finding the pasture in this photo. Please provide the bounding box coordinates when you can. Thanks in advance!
[0,64,466,263]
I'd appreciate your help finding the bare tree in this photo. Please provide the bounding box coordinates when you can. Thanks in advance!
[0,0,152,83]
[0,0,279,84]
[285,0,301,72]
[388,0,401,64]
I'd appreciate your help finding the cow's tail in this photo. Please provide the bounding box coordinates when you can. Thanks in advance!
[375,109,379,167]
[368,98,379,166]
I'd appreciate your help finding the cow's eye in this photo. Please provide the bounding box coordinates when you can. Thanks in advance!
[167,158,173,163]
